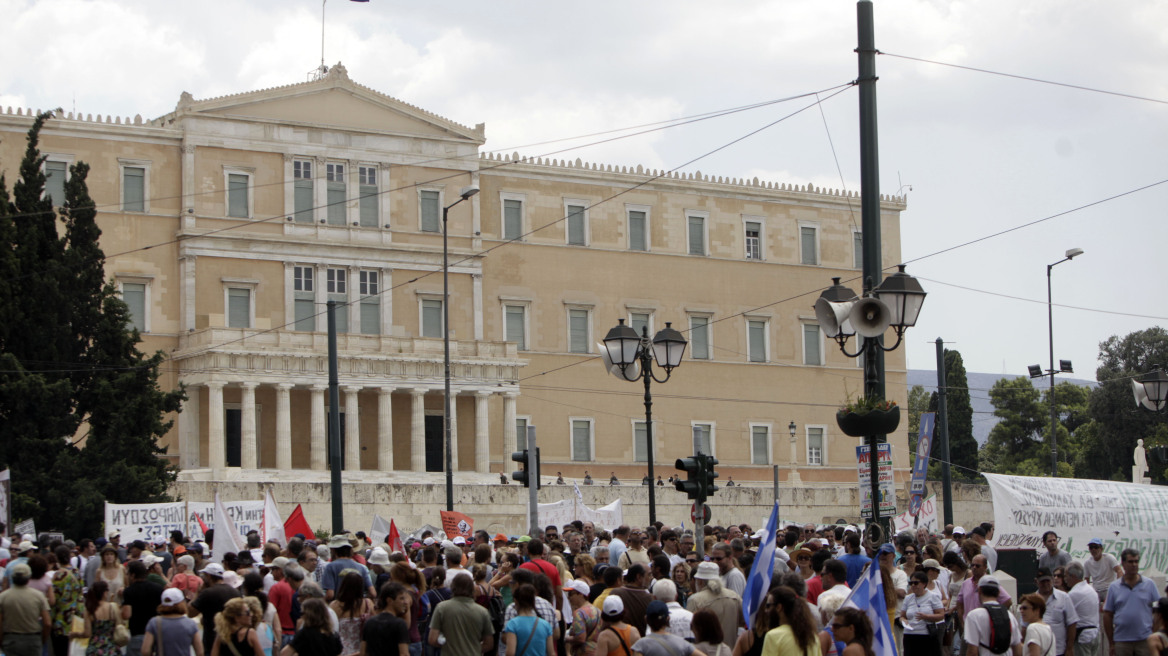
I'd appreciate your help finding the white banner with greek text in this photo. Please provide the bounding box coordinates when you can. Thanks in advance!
[893,494,938,535]
[985,473,1168,572]
[104,501,187,543]
[187,500,265,542]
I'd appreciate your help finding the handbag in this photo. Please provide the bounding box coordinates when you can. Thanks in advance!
[111,603,131,648]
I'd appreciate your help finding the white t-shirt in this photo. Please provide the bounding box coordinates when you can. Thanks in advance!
[1025,623,1056,656]
[1084,553,1119,602]
[965,603,1022,656]
[903,589,945,635]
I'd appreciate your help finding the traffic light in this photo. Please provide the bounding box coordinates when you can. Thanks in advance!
[704,455,719,498]
[511,450,531,487]
[674,456,703,500]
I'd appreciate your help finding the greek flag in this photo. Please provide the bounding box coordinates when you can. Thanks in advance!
[741,502,778,630]
[841,562,897,656]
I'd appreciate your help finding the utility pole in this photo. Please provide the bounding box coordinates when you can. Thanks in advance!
[327,301,344,533]
[526,426,539,536]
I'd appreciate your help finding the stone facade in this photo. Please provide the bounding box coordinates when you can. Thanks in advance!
[0,63,912,494]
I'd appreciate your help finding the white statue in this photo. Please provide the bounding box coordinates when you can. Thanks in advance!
[1133,438,1150,484]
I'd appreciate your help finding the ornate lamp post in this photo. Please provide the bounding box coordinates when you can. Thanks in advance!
[602,320,687,525]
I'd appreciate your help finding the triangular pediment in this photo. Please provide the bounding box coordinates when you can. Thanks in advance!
[165,64,484,144]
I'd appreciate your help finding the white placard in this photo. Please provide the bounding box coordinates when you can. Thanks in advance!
[537,498,623,531]
[187,500,265,542]
[985,473,1168,572]
[104,501,186,543]
[893,494,938,534]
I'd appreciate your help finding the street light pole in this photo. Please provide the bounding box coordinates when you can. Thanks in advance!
[602,321,687,526]
[442,185,480,512]
[1046,248,1083,477]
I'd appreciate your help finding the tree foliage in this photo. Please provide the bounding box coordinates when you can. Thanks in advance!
[979,376,1089,477]
[0,114,184,537]
[926,349,978,481]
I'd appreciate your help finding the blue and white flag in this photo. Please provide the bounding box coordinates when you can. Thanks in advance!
[841,562,897,656]
[741,502,778,630]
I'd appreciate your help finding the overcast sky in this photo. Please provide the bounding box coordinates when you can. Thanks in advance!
[2,0,1165,386]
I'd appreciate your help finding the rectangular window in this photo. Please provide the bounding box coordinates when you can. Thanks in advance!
[633,421,648,462]
[122,283,146,332]
[293,266,315,332]
[293,160,314,224]
[751,425,770,465]
[629,312,650,337]
[227,288,251,328]
[628,210,647,251]
[853,231,863,269]
[516,418,528,449]
[745,221,762,260]
[421,299,443,338]
[572,419,592,462]
[687,215,705,255]
[420,190,440,232]
[692,424,713,456]
[807,427,824,465]
[326,268,348,333]
[123,166,146,212]
[800,225,818,265]
[503,199,523,240]
[568,309,589,354]
[505,305,526,350]
[359,270,379,335]
[748,320,766,362]
[566,204,587,246]
[803,324,822,365]
[326,162,345,225]
[689,316,710,360]
[358,165,378,227]
[45,161,67,206]
[227,173,249,218]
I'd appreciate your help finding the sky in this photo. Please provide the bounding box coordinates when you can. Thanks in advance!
[1,0,1165,381]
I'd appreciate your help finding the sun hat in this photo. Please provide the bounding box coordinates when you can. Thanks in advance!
[16,541,35,554]
[367,548,391,566]
[160,588,185,607]
[921,559,941,571]
[453,536,466,545]
[423,537,435,546]
[271,556,291,569]
[222,571,243,588]
[327,534,352,549]
[694,562,720,580]
[564,580,590,596]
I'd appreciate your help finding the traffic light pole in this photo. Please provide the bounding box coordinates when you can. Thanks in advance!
[526,425,539,536]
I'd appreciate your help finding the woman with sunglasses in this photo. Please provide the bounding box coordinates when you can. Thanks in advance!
[829,608,874,656]
[1018,594,1054,656]
[901,572,944,656]
[899,547,920,578]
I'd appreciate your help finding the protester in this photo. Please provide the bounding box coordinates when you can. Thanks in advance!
[565,580,600,656]
[283,598,342,656]
[1147,598,1168,656]
[687,562,741,649]
[141,588,203,656]
[0,562,52,656]
[503,583,554,656]
[1020,594,1055,656]
[1063,564,1100,656]
[387,563,426,656]
[1037,534,1071,574]
[190,562,243,655]
[595,597,640,656]
[1084,540,1121,604]
[1103,549,1158,656]
[49,546,83,656]
[123,560,165,656]
[760,586,819,656]
[902,571,945,656]
[72,580,121,656]
[1033,567,1078,656]
[963,575,1021,656]
[427,573,493,656]
[331,572,375,656]
[633,600,705,656]
[96,546,126,604]
[830,608,875,656]
[212,597,264,656]
[693,609,731,656]
[246,595,279,656]
[360,582,410,656]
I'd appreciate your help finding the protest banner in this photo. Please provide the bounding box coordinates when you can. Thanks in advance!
[857,443,895,518]
[370,514,391,546]
[893,494,938,534]
[985,473,1168,572]
[13,518,35,539]
[0,469,10,533]
[187,499,265,542]
[537,498,623,530]
[104,501,186,543]
[440,510,474,540]
[909,413,935,516]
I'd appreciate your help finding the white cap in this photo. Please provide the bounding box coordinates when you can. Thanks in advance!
[160,588,185,607]
[453,536,466,545]
[423,537,435,546]
[564,580,590,596]
[602,596,625,616]
[952,526,966,535]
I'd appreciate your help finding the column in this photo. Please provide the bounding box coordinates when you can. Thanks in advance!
[240,382,258,469]
[207,381,225,471]
[448,391,459,471]
[180,255,196,332]
[311,385,327,470]
[179,383,201,468]
[474,391,490,473]
[275,384,293,470]
[503,392,518,458]
[344,386,361,471]
[377,387,393,471]
[410,388,426,472]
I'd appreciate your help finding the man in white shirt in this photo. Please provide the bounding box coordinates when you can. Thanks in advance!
[1033,567,1078,656]
[818,560,851,616]
[711,543,746,597]
[965,575,1023,656]
[1082,538,1121,604]
[1065,562,1101,656]
[946,527,966,554]
[653,579,694,640]
[970,527,997,573]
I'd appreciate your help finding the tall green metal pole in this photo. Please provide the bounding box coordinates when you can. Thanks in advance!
[327,301,344,533]
[857,0,889,541]
[936,338,953,526]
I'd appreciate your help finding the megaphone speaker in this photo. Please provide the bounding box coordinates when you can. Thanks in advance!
[863,523,884,552]
[850,297,892,338]
[814,298,855,338]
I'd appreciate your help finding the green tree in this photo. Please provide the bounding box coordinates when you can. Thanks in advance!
[907,384,929,453]
[0,114,183,537]
[1078,328,1168,481]
[979,376,1089,476]
[927,349,978,481]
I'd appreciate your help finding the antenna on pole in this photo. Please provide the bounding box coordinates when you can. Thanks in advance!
[310,0,328,81]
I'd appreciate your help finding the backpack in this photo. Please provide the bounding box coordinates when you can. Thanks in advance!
[980,605,1013,655]
[475,584,505,634]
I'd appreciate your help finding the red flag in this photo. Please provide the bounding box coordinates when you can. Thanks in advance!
[388,519,403,553]
[195,513,209,537]
[440,510,474,540]
[283,504,315,541]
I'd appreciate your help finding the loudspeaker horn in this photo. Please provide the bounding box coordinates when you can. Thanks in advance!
[597,342,640,380]
[862,523,884,552]
[814,297,855,338]
[850,297,892,338]
[1133,379,1158,411]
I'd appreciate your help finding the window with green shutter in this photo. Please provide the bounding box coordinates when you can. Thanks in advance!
[326,163,345,225]
[294,160,313,223]
[359,166,378,227]
[568,309,589,353]
[505,305,526,350]
[420,191,440,232]
[688,215,705,255]
[45,161,67,206]
[567,204,586,245]
[293,266,315,332]
[227,288,251,328]
[689,316,710,359]
[572,420,592,462]
[503,199,523,240]
[807,427,824,465]
[748,320,766,362]
[751,426,770,465]
[633,421,648,462]
[326,268,347,333]
[421,299,443,338]
[227,174,249,218]
[803,324,822,365]
[629,312,650,337]
[359,270,379,335]
[123,166,145,212]
[853,231,863,269]
[122,283,146,332]
[800,225,818,265]
[628,210,646,251]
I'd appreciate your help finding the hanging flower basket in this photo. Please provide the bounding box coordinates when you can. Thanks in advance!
[836,403,900,437]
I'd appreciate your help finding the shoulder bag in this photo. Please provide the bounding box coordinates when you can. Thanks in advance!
[111,603,131,647]
[515,616,539,656]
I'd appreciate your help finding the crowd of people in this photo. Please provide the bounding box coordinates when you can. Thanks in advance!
[0,520,1163,656]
